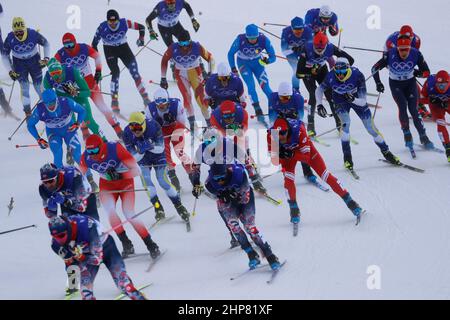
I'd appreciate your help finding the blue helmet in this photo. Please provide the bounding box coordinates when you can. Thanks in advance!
[42,89,57,111]
[40,163,59,181]
[245,24,259,39]
[48,216,70,244]
[291,17,304,30]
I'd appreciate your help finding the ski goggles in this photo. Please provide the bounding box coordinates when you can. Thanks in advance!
[63,42,75,49]
[279,95,291,103]
[246,36,258,43]
[14,30,25,38]
[320,17,331,23]
[178,40,191,47]
[129,122,144,132]
[212,174,227,182]
[155,97,169,105]
[292,28,304,36]
[335,67,348,75]
[437,82,448,91]
[86,147,100,155]
[222,113,235,120]
[218,75,231,82]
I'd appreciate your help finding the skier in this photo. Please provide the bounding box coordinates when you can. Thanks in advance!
[92,9,151,115]
[371,37,434,154]
[145,0,201,47]
[316,58,401,170]
[269,81,320,185]
[267,117,364,226]
[205,163,281,270]
[48,215,147,300]
[210,100,267,194]
[205,62,246,110]
[280,17,313,91]
[1,17,50,115]
[421,70,450,162]
[123,112,191,225]
[0,5,16,119]
[43,58,106,141]
[305,5,339,36]
[160,29,214,136]
[80,134,161,259]
[228,24,276,128]
[55,32,123,139]
[145,88,196,193]
[296,32,354,136]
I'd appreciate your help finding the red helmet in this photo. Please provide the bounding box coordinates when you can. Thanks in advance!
[435,70,449,93]
[62,32,77,49]
[273,118,290,135]
[399,25,413,38]
[313,33,328,53]
[85,134,105,157]
[220,100,236,116]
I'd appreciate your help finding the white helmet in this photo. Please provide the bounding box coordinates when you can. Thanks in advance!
[153,88,169,104]
[217,62,231,77]
[278,82,293,96]
[319,5,333,18]
[335,57,350,68]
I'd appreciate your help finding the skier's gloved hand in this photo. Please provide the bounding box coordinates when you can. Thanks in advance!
[136,139,154,154]
[37,138,49,149]
[344,92,355,103]
[208,97,216,108]
[160,77,169,90]
[376,82,385,93]
[72,245,86,262]
[191,18,200,32]
[149,29,158,41]
[317,104,329,118]
[39,58,49,69]
[413,69,424,78]
[259,56,269,67]
[105,168,122,181]
[163,112,175,124]
[9,70,20,81]
[94,70,102,83]
[67,122,79,133]
[231,67,239,75]
[136,37,145,47]
[62,83,78,97]
[279,145,293,159]
[52,192,66,204]
[192,185,203,199]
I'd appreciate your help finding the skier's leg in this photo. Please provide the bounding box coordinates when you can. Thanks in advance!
[406,79,430,145]
[65,131,82,164]
[287,55,300,90]
[48,132,64,168]
[254,63,273,105]
[79,264,99,300]
[189,67,210,124]
[122,45,150,105]
[220,203,252,250]
[336,106,353,166]
[390,79,413,145]
[120,179,151,239]
[430,103,449,145]
[99,181,124,235]
[104,46,121,114]
[354,105,390,153]
[237,60,258,106]
[303,77,318,135]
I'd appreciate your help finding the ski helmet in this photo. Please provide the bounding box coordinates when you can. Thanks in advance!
[334,57,350,81]
[42,89,58,112]
[48,59,63,80]
[85,134,104,156]
[220,100,237,124]
[319,5,333,21]
[273,118,290,136]
[12,17,27,41]
[178,30,191,46]
[313,32,328,54]
[48,216,70,245]
[40,163,59,182]
[217,62,231,77]
[153,88,170,111]
[399,25,413,38]
[62,32,77,49]
[291,17,305,30]
[245,24,259,39]
[396,37,412,58]
[435,70,449,93]
[128,112,147,134]
[107,9,119,21]
[210,164,230,182]
[278,82,293,97]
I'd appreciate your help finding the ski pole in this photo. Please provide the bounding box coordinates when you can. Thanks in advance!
[7,81,16,105]
[15,144,39,148]
[92,90,113,96]
[149,80,161,86]
[145,46,163,57]
[276,54,287,61]
[191,197,198,217]
[257,25,281,40]
[315,125,342,138]
[338,28,343,49]
[103,205,154,235]
[263,22,288,27]
[0,80,13,87]
[93,188,149,195]
[0,224,37,236]
[343,46,383,53]
[8,100,40,141]
[372,92,382,121]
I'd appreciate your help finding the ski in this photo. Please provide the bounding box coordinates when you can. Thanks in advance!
[186,220,191,232]
[311,136,331,147]
[230,263,271,281]
[215,245,241,258]
[414,144,445,154]
[146,249,168,272]
[346,168,360,180]
[293,223,299,237]
[266,260,287,285]
[308,178,330,192]
[64,290,80,300]
[355,210,367,226]
[114,283,153,300]
[149,215,176,230]
[378,159,425,173]
[123,252,151,261]
[257,192,282,206]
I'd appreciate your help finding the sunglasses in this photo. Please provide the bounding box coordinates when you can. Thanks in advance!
[335,68,348,75]
[42,177,57,185]
[218,76,231,82]
[222,113,235,120]
[108,19,118,26]
[14,30,24,37]
[179,40,191,47]
[247,37,258,42]
[155,98,168,105]
[437,83,448,91]
[86,147,100,155]
[64,42,75,49]
[130,123,144,132]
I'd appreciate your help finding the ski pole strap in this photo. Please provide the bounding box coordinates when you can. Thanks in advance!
[103,205,154,235]
[0,224,37,236]
[343,46,383,53]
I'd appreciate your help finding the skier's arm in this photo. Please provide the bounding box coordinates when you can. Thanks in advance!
[116,143,141,178]
[176,101,188,127]
[371,54,388,84]
[333,45,354,65]
[237,78,246,104]
[315,81,329,107]
[415,52,430,78]
[183,1,195,18]
[227,38,240,70]
[264,37,277,64]
[353,71,368,107]
[200,44,215,73]
[145,6,159,31]
[127,20,145,40]
[87,45,102,73]
[39,185,56,218]
[150,125,166,154]
[280,32,292,56]
[67,99,86,124]
[91,26,102,51]
[74,69,91,98]
[36,32,50,59]
[122,131,144,162]
[161,46,173,78]
[27,108,42,140]
[296,52,309,78]
[328,15,339,36]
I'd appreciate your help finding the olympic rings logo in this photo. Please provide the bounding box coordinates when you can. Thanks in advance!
[13,42,35,53]
[288,39,305,47]
[46,116,71,128]
[432,94,449,101]
[174,54,198,64]
[161,11,181,21]
[91,160,118,173]
[332,83,356,94]
[310,56,327,64]
[391,61,414,71]
[215,89,238,96]
[242,47,263,56]
[63,55,88,67]
[105,31,126,42]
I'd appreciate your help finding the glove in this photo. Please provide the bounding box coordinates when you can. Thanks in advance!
[208,97,216,108]
[296,72,311,80]
[163,112,175,124]
[160,77,168,90]
[72,245,86,262]
[47,192,65,211]
[311,64,320,75]
[39,58,49,68]
[62,83,78,97]
[413,69,423,78]
[105,168,122,181]
[259,56,269,67]
[317,104,329,118]
[94,70,102,83]
[37,138,49,149]
[231,67,239,75]
[9,70,20,81]
[376,82,385,93]
[67,122,79,132]
[136,38,145,47]
[136,139,154,154]
[192,185,203,199]
[344,92,355,103]
[440,100,448,109]
[191,18,200,32]
[149,29,159,41]
[279,146,293,159]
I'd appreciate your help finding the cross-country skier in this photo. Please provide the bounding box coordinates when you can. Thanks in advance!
[296,32,354,136]
[0,4,16,119]
[305,5,339,36]
[1,17,50,115]
[421,70,450,162]
[145,88,196,193]
[48,215,147,300]
[92,9,151,115]
[205,62,246,110]
[160,29,214,136]
[316,58,401,170]
[205,163,281,270]
[55,32,123,139]
[371,37,435,155]
[268,117,364,226]
[123,112,191,224]
[145,0,200,47]
[228,24,276,128]
[280,17,313,91]
[80,134,161,259]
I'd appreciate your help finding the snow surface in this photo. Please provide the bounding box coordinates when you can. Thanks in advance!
[0,0,449,300]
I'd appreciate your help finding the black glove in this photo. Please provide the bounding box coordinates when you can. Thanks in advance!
[344,92,355,103]
[160,77,168,90]
[279,146,293,159]
[317,104,329,118]
[208,97,216,108]
[163,112,175,124]
[192,18,200,32]
[259,56,270,66]
[413,69,423,78]
[94,70,102,83]
[136,38,145,47]
[62,83,78,97]
[9,70,20,81]
[429,96,441,105]
[149,29,159,41]
[376,82,385,93]
[440,100,448,109]
[105,168,121,181]
[231,67,239,75]
[192,185,203,199]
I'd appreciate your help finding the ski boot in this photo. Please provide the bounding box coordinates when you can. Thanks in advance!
[445,143,450,163]
[167,169,181,194]
[420,134,434,150]
[307,115,316,137]
[112,123,123,140]
[403,130,414,149]
[143,236,161,259]
[118,232,135,258]
[288,200,300,224]
[266,254,281,271]
[87,174,100,207]
[251,174,267,194]
[245,247,261,270]
[344,153,354,171]
[342,193,362,217]
[151,196,166,220]
[65,287,79,298]
[253,102,269,129]
[306,174,317,184]
[382,150,401,165]
[175,203,190,222]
